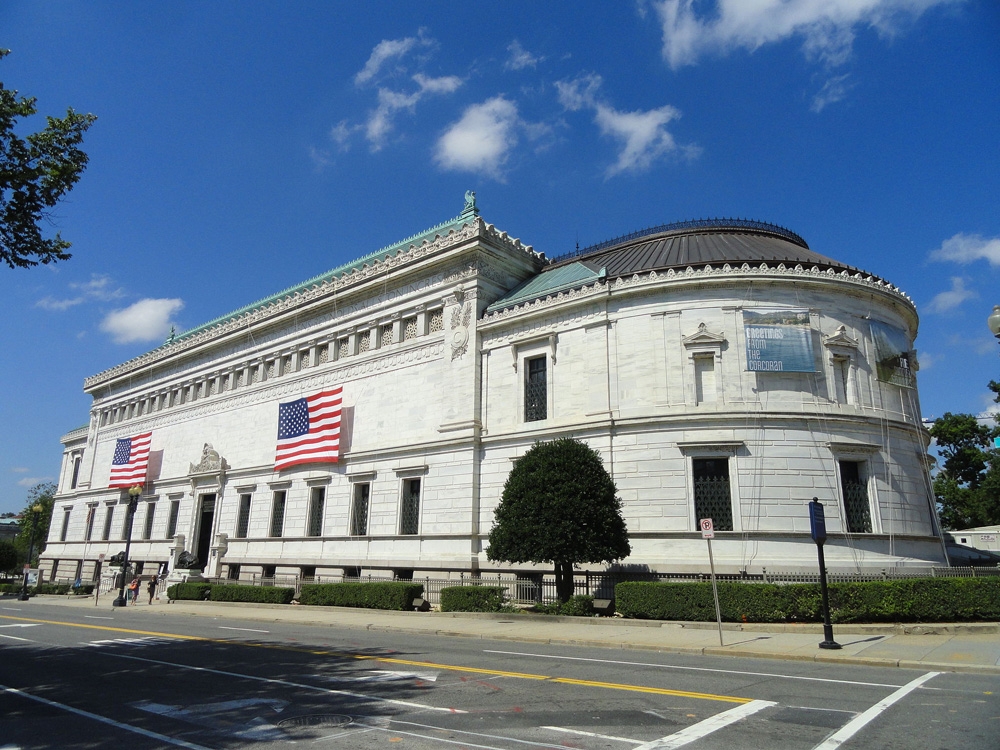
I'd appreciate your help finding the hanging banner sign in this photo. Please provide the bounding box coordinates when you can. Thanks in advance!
[870,320,915,389]
[743,309,814,372]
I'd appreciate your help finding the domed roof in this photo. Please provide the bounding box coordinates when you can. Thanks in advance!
[550,218,860,276]
[486,218,881,314]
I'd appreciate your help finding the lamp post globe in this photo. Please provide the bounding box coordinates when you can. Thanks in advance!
[17,504,44,602]
[989,304,1000,343]
[111,485,142,607]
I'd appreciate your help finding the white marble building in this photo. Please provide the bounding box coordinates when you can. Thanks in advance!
[41,196,948,584]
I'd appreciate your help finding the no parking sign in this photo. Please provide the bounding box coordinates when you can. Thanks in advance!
[700,518,714,539]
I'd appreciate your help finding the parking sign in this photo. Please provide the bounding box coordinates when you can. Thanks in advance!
[700,518,714,539]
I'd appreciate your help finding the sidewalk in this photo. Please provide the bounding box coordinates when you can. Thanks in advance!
[28,594,1000,676]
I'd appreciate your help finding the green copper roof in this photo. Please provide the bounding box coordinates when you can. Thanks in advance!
[165,200,480,347]
[485,261,605,313]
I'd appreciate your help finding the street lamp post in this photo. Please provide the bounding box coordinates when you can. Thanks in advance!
[17,504,43,602]
[111,485,142,607]
[989,305,1000,346]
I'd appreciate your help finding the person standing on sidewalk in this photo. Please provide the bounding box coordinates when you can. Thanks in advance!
[147,574,158,604]
[128,577,139,604]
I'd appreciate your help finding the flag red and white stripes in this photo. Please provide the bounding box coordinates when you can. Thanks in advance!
[274,387,342,471]
[108,432,152,488]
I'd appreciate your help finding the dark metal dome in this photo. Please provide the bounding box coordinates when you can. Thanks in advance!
[549,218,869,278]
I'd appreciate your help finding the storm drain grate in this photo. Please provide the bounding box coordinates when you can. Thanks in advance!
[278,714,353,729]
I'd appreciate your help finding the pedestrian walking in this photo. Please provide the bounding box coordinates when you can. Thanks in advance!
[128,577,139,604]
[147,574,158,604]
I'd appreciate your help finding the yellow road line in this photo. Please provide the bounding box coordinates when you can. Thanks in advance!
[0,613,750,703]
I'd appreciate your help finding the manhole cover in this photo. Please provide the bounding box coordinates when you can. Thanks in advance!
[278,714,353,728]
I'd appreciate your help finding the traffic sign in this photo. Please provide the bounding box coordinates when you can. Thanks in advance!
[700,518,714,539]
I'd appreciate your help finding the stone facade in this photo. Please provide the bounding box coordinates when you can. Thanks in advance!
[40,204,948,584]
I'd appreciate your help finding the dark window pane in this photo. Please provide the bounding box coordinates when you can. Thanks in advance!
[839,461,872,533]
[236,495,251,538]
[400,479,420,535]
[270,492,286,537]
[525,356,547,421]
[351,483,370,536]
[693,458,733,531]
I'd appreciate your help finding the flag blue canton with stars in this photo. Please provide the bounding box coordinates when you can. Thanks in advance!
[113,437,134,464]
[277,398,310,439]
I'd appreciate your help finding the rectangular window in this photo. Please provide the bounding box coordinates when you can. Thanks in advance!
[84,505,96,541]
[235,494,251,538]
[693,458,733,531]
[694,355,716,404]
[833,357,849,405]
[525,356,547,421]
[166,499,180,539]
[262,564,276,580]
[142,502,156,540]
[839,460,872,533]
[270,491,286,537]
[351,483,370,536]
[400,479,421,535]
[101,506,114,541]
[70,454,82,490]
[307,487,325,537]
[60,508,70,541]
[227,563,241,580]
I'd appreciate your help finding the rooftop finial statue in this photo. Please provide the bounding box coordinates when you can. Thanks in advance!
[463,190,477,215]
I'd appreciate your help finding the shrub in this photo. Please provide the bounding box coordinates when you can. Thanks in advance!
[440,585,507,612]
[209,584,294,604]
[33,583,72,595]
[532,594,595,617]
[616,577,1000,623]
[71,584,95,595]
[299,582,423,610]
[167,582,212,601]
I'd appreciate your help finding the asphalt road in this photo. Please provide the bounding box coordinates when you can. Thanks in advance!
[0,601,997,750]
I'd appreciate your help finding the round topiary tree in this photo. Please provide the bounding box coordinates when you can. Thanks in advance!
[487,437,631,602]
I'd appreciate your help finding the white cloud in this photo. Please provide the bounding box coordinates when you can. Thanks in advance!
[929,232,1000,267]
[17,476,52,488]
[655,0,959,70]
[100,298,184,344]
[556,74,696,177]
[354,34,429,86]
[811,73,853,112]
[36,273,125,311]
[434,97,520,180]
[366,74,464,150]
[925,276,977,313]
[505,40,543,70]
[10,467,29,474]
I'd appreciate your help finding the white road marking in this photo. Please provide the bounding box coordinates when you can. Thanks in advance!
[0,683,211,750]
[0,624,40,629]
[634,699,777,749]
[484,649,903,689]
[105,651,465,714]
[812,671,940,749]
[0,607,23,611]
[84,616,114,620]
[0,634,31,642]
[387,719,569,749]
[132,698,288,741]
[542,725,638,743]
[321,669,440,684]
[218,626,270,633]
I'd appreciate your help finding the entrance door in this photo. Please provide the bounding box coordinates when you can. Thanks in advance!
[195,494,216,571]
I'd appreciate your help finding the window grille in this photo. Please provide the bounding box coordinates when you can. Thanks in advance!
[236,494,251,538]
[359,331,371,353]
[351,483,370,536]
[84,505,96,541]
[400,479,421,535]
[839,461,872,533]
[318,343,329,363]
[339,338,349,358]
[102,506,114,540]
[381,325,393,348]
[283,355,292,374]
[525,356,547,421]
[307,488,325,537]
[270,491,286,537]
[142,503,155,540]
[166,500,180,539]
[403,316,418,340]
[429,309,443,333]
[693,458,733,531]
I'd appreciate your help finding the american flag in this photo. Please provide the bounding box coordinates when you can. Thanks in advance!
[274,387,342,471]
[109,432,152,488]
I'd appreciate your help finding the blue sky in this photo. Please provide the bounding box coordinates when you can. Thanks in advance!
[1,1,998,513]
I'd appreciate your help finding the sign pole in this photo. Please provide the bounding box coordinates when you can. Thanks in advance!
[700,518,724,646]
[808,498,841,650]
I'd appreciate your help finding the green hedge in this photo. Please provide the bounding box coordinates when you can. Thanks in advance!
[209,584,294,604]
[166,582,212,601]
[0,583,25,594]
[299,582,423,610]
[440,585,507,612]
[616,578,1000,623]
[532,594,595,617]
